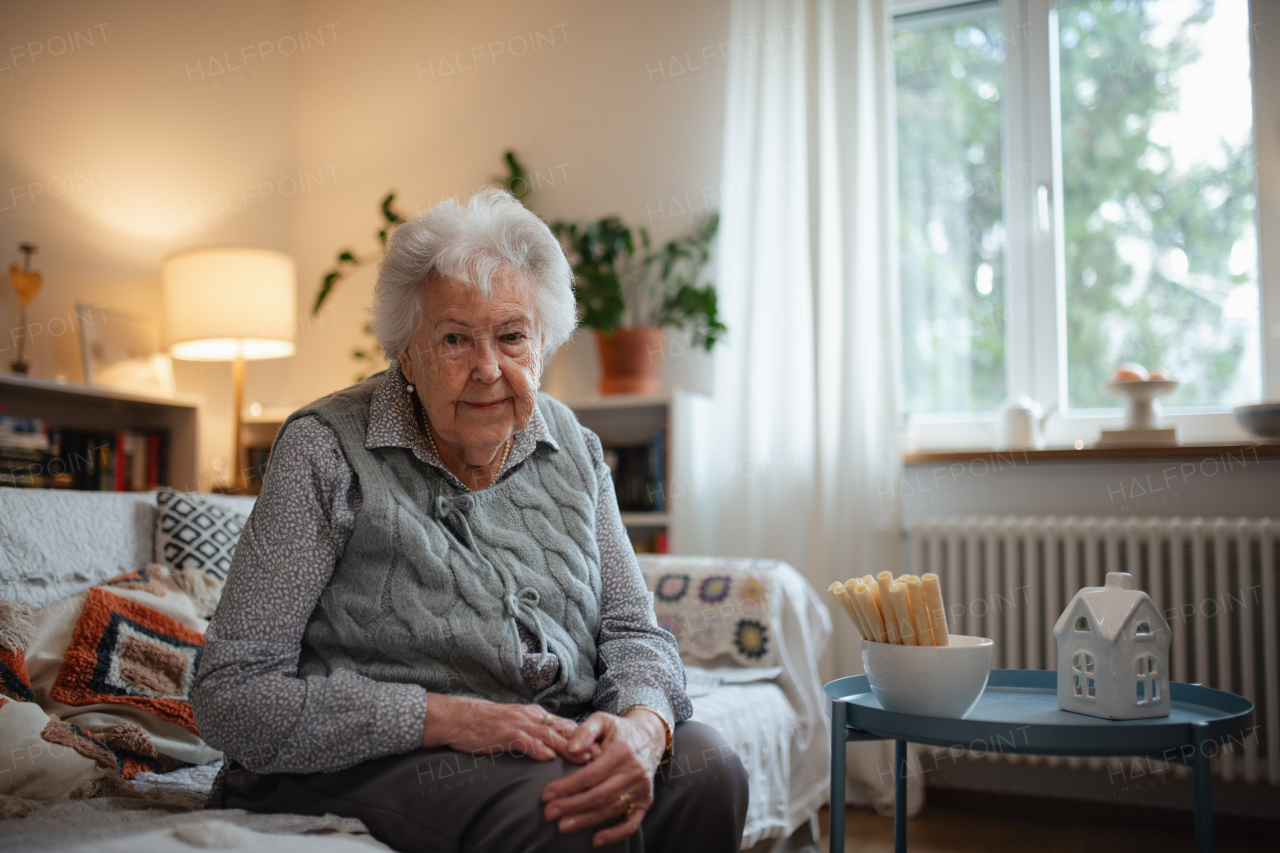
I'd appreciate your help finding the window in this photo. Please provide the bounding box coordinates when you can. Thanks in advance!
[1074,615,1089,632]
[894,3,1009,414]
[1072,650,1097,697]
[893,0,1270,447]
[1135,653,1159,703]
[1134,620,1151,636]
[1059,0,1259,409]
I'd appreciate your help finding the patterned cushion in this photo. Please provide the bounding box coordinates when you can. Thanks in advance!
[638,556,778,667]
[24,569,221,768]
[154,488,246,581]
[102,564,168,597]
[50,586,205,735]
[0,644,33,702]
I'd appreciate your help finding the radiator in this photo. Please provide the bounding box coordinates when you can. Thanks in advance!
[906,515,1279,786]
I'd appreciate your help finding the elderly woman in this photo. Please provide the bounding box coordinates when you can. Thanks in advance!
[191,189,748,852]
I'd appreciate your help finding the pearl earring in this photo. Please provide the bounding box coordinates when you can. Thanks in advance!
[406,384,415,393]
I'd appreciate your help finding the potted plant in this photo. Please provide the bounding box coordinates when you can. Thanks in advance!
[551,213,724,395]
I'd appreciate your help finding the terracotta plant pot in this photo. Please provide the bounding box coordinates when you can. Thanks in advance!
[595,328,664,395]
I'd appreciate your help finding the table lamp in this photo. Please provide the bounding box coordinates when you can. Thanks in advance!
[162,247,296,489]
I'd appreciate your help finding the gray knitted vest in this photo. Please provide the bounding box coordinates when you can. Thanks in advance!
[283,371,603,709]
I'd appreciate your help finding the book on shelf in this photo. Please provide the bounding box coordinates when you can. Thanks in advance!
[0,415,50,452]
[630,530,669,555]
[601,425,667,513]
[0,425,169,491]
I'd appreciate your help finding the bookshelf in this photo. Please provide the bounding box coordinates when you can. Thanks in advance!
[564,392,709,555]
[0,373,200,490]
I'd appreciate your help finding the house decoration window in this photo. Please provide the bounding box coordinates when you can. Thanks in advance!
[893,0,1264,441]
[1072,650,1096,698]
[1074,615,1089,632]
[1135,652,1160,703]
[1134,621,1152,636]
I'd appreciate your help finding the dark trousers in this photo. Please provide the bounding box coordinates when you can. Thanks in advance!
[223,720,749,853]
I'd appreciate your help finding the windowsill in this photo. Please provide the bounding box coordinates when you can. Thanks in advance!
[904,441,1280,465]
[905,411,1259,451]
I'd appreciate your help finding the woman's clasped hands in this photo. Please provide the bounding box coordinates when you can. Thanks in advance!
[423,695,667,846]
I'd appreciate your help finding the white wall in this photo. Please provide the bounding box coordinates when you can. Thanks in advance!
[0,0,730,487]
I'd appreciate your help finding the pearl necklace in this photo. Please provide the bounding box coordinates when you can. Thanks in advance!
[424,420,512,478]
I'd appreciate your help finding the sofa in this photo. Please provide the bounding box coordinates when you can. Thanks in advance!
[0,487,831,851]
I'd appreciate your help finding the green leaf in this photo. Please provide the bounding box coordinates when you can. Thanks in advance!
[381,193,405,225]
[502,150,532,203]
[338,250,357,264]
[313,270,341,314]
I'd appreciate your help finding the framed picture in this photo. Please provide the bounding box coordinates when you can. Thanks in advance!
[76,303,174,396]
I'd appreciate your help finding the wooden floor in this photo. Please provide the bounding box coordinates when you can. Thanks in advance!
[814,806,1278,853]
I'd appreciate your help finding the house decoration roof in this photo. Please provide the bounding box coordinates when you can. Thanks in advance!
[1051,572,1164,645]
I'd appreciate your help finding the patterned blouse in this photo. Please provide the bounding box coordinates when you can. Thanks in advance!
[191,368,691,776]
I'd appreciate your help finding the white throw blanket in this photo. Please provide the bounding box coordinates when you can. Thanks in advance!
[0,759,392,853]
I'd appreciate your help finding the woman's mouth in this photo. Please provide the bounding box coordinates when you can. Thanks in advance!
[464,399,507,410]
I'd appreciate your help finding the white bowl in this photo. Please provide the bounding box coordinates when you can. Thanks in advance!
[1234,401,1280,439]
[862,635,994,719]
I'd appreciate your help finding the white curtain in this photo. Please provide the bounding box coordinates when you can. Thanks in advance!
[693,0,921,817]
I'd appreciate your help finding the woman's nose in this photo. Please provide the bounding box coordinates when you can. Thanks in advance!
[471,338,501,382]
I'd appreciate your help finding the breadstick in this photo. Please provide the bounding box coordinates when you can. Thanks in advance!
[876,572,901,644]
[828,582,868,640]
[860,575,879,614]
[853,581,887,643]
[889,582,917,645]
[862,575,889,640]
[842,579,872,639]
[922,573,950,646]
[905,575,935,646]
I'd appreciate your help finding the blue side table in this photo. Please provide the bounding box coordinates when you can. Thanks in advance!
[825,669,1253,853]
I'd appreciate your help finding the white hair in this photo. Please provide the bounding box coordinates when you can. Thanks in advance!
[370,187,576,363]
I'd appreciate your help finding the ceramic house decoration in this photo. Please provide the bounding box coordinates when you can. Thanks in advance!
[1053,572,1171,720]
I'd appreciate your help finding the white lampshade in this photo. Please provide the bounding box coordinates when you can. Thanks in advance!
[162,247,297,361]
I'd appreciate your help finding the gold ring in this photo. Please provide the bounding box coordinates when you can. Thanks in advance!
[619,793,634,816]
[541,715,555,726]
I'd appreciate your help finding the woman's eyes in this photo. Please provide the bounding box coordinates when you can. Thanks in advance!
[440,331,526,346]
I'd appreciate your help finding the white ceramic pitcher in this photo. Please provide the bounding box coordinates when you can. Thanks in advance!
[999,396,1056,449]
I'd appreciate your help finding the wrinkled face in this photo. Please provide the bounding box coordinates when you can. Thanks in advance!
[399,272,542,468]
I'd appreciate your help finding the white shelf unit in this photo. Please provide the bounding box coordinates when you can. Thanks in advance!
[563,392,709,554]
[0,373,201,490]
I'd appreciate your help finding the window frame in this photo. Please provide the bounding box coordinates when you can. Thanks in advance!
[892,0,1277,450]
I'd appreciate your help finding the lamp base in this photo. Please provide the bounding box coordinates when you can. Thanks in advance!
[231,354,246,489]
